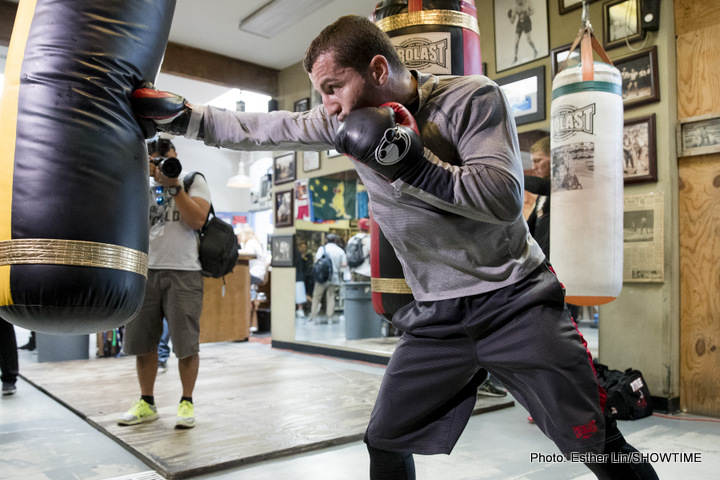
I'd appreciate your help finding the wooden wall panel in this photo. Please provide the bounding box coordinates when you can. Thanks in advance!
[678,156,720,416]
[675,0,720,37]
[676,25,720,119]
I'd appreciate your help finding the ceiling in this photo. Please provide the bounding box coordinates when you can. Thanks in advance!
[168,0,381,71]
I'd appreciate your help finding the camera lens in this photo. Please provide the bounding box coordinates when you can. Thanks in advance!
[159,157,182,178]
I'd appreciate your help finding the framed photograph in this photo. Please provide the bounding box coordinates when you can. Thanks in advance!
[273,152,295,185]
[493,0,549,72]
[294,97,310,112]
[270,234,295,267]
[550,43,581,79]
[603,0,643,50]
[301,151,320,172]
[558,0,599,15]
[495,65,546,125]
[615,46,660,110]
[623,114,657,184]
[274,189,294,228]
[677,113,720,157]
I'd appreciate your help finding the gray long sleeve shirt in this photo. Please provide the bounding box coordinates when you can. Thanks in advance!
[187,71,544,302]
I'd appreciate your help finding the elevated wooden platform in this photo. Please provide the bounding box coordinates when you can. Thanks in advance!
[20,341,514,479]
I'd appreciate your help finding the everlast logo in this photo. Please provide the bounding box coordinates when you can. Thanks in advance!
[572,420,599,439]
[396,37,448,70]
[552,104,596,141]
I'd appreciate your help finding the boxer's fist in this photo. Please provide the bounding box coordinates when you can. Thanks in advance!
[334,103,423,181]
[130,83,191,138]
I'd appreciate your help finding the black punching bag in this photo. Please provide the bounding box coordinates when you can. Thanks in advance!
[0,0,176,334]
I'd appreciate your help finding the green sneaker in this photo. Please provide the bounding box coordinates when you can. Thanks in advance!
[118,399,158,426]
[176,400,195,429]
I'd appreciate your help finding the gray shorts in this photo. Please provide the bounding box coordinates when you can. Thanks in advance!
[123,269,203,359]
[365,263,615,456]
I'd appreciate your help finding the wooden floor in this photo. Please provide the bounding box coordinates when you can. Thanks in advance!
[19,341,513,479]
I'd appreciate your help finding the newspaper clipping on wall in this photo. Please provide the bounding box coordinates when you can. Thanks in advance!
[623,192,664,282]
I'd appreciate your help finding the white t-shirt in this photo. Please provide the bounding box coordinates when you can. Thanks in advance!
[242,237,267,281]
[148,172,212,270]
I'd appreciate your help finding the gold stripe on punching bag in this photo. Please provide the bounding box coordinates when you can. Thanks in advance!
[0,239,148,277]
[371,277,414,295]
[0,0,38,306]
[375,10,480,36]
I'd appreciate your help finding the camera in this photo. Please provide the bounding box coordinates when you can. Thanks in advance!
[151,156,182,178]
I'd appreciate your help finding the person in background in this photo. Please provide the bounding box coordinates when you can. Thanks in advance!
[1,317,19,395]
[295,239,314,318]
[157,318,170,373]
[310,233,347,324]
[238,225,268,333]
[347,218,371,282]
[118,139,211,430]
[17,330,35,351]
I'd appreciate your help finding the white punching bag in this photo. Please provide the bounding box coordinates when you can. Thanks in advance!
[549,61,623,306]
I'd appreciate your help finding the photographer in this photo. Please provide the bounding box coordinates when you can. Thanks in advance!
[119,138,211,430]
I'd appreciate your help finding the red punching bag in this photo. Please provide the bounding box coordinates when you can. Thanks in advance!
[0,0,176,334]
[369,0,483,319]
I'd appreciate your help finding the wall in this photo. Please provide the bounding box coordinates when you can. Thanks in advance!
[675,0,720,417]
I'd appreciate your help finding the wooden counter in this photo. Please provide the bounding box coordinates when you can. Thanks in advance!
[199,254,255,343]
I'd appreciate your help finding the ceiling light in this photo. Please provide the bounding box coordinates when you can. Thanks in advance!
[227,160,253,189]
[238,0,333,39]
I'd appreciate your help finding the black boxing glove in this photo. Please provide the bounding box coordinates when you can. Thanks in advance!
[334,102,424,181]
[130,82,194,138]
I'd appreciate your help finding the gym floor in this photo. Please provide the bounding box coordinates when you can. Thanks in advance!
[3,327,719,480]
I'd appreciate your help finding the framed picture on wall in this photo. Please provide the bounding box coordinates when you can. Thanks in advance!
[615,46,660,110]
[603,0,643,50]
[493,0,549,72]
[274,189,294,228]
[294,97,310,112]
[495,65,546,125]
[273,152,295,185]
[677,113,720,157]
[558,0,598,15]
[270,234,295,267]
[550,42,580,79]
[623,114,657,184]
[301,151,320,172]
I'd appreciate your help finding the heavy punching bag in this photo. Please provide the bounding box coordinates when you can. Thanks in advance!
[373,0,482,75]
[369,0,482,319]
[0,0,176,334]
[549,21,623,306]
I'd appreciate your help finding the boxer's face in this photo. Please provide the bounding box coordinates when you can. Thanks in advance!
[309,52,382,122]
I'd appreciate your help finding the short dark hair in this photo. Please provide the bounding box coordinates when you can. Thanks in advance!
[147,138,175,156]
[303,15,405,75]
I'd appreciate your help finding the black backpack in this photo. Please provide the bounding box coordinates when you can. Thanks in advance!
[593,359,653,420]
[184,172,239,278]
[312,246,333,283]
[346,233,368,269]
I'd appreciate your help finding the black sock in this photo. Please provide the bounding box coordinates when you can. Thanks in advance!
[367,444,415,480]
[181,396,193,404]
[141,395,154,406]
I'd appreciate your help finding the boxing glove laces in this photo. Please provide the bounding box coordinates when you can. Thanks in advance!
[334,102,424,181]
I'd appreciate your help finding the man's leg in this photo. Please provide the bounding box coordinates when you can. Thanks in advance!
[137,351,159,396]
[178,353,199,398]
[368,445,415,480]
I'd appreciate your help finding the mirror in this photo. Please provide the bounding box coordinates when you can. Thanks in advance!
[292,170,400,356]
